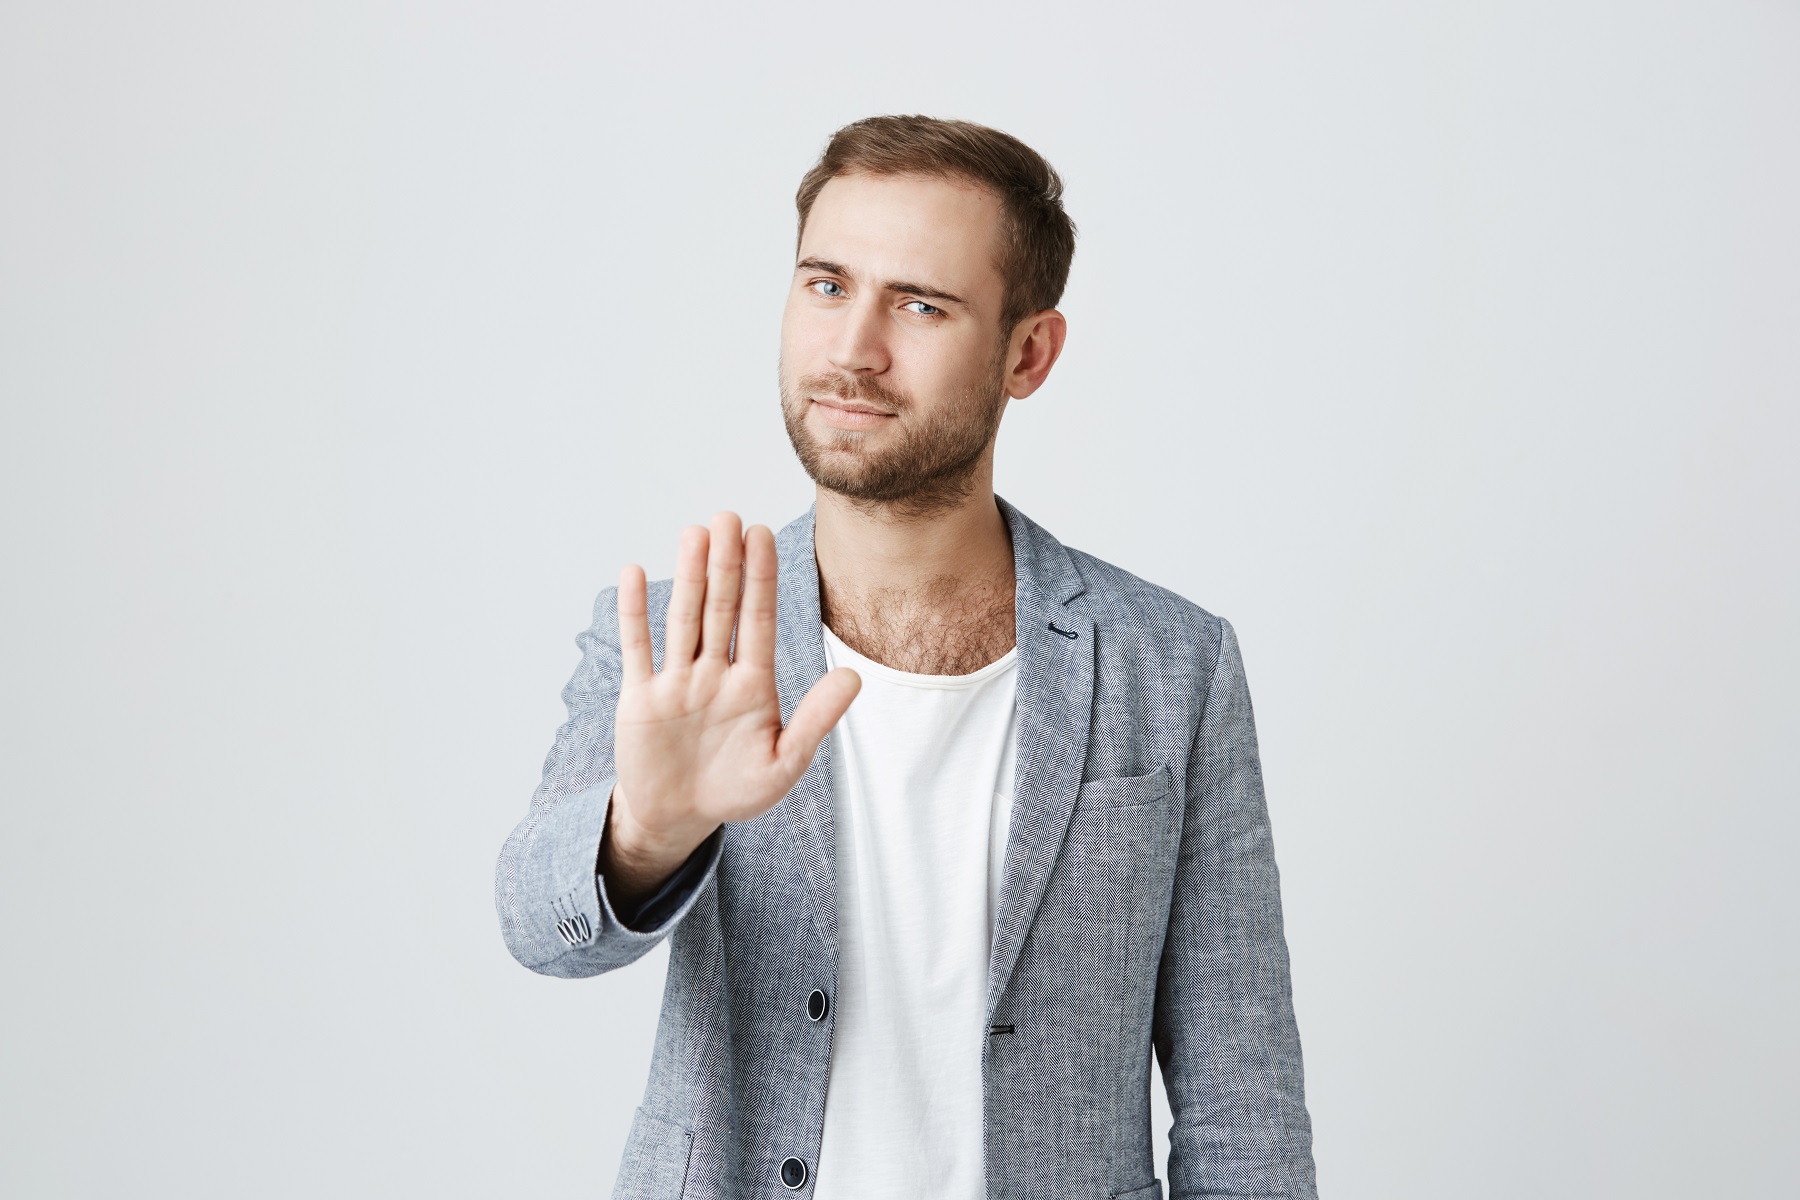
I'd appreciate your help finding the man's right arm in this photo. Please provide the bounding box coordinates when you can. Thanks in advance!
[494,515,860,979]
[492,582,723,978]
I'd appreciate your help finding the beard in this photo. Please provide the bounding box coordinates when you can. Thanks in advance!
[778,343,1009,520]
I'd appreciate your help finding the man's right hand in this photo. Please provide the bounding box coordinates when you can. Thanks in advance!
[601,510,862,912]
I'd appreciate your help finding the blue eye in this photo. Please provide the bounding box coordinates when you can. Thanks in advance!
[811,279,846,298]
[904,300,942,316]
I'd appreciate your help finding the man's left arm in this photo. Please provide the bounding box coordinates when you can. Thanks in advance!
[1152,617,1319,1200]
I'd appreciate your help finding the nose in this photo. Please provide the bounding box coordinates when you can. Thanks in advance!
[828,294,890,376]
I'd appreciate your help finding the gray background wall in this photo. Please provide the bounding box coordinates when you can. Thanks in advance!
[3,2,1795,1196]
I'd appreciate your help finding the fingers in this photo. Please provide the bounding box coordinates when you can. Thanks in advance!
[618,563,652,686]
[733,525,778,667]
[777,667,862,779]
[699,511,745,662]
[664,524,709,667]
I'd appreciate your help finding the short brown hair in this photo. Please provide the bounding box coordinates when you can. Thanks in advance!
[795,115,1077,334]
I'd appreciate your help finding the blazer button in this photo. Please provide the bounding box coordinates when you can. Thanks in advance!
[807,988,829,1022]
[780,1156,809,1189]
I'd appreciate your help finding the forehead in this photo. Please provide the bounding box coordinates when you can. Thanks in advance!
[799,172,1006,304]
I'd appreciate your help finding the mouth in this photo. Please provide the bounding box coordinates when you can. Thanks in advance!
[811,397,896,430]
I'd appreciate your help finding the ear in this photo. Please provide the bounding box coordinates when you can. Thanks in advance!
[1002,309,1068,400]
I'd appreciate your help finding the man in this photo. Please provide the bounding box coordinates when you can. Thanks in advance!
[495,114,1318,1200]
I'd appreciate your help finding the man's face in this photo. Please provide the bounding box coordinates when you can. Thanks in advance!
[779,172,1013,513]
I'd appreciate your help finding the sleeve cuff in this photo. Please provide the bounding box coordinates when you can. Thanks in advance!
[499,777,725,974]
[606,823,724,932]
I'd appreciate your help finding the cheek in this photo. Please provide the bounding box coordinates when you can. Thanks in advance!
[909,333,993,397]
[780,296,831,364]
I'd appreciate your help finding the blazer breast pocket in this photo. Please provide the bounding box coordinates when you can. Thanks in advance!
[1047,763,1182,1045]
[1074,762,1174,811]
[1066,763,1179,880]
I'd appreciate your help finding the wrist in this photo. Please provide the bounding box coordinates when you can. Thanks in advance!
[603,784,713,900]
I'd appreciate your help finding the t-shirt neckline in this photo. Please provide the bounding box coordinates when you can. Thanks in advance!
[820,623,1019,690]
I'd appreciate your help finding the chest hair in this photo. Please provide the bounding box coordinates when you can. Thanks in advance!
[821,575,1017,676]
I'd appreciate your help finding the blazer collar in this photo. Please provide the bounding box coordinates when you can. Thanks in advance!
[770,494,1097,1019]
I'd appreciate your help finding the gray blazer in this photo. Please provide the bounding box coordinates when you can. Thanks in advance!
[494,495,1318,1200]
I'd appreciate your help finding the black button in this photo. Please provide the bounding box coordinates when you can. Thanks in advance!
[780,1156,808,1189]
[807,988,829,1022]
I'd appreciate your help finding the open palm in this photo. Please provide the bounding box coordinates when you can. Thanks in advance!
[610,512,861,868]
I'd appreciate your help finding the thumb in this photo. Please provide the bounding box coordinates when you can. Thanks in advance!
[775,667,862,779]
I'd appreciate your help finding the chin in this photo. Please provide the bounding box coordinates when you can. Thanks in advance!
[809,414,881,445]
[803,440,887,490]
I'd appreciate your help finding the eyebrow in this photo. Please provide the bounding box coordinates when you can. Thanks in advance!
[796,256,969,308]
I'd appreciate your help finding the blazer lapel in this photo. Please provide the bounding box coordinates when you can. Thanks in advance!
[987,494,1094,1019]
[772,504,839,958]
[767,494,1095,1007]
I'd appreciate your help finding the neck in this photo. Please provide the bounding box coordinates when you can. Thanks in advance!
[813,471,1015,676]
[812,476,1015,633]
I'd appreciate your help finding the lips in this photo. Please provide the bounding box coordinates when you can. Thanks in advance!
[813,395,896,429]
[812,397,893,416]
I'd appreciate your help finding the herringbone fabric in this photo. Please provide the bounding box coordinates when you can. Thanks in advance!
[493,495,1318,1199]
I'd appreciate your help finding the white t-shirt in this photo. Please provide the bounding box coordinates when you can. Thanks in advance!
[811,622,1019,1200]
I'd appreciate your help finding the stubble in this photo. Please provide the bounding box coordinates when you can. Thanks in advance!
[778,343,1010,522]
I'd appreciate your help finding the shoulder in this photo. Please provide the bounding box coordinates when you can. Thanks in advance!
[1056,541,1242,761]
[1063,544,1228,655]
[1000,492,1231,666]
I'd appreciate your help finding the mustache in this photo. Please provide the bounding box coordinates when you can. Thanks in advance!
[798,372,911,414]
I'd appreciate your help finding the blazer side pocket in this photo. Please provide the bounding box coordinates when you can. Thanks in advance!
[1075,762,1173,811]
[1112,1181,1164,1200]
[611,1106,693,1200]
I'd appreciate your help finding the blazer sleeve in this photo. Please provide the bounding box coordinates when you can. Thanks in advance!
[492,583,724,978]
[1152,618,1319,1199]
